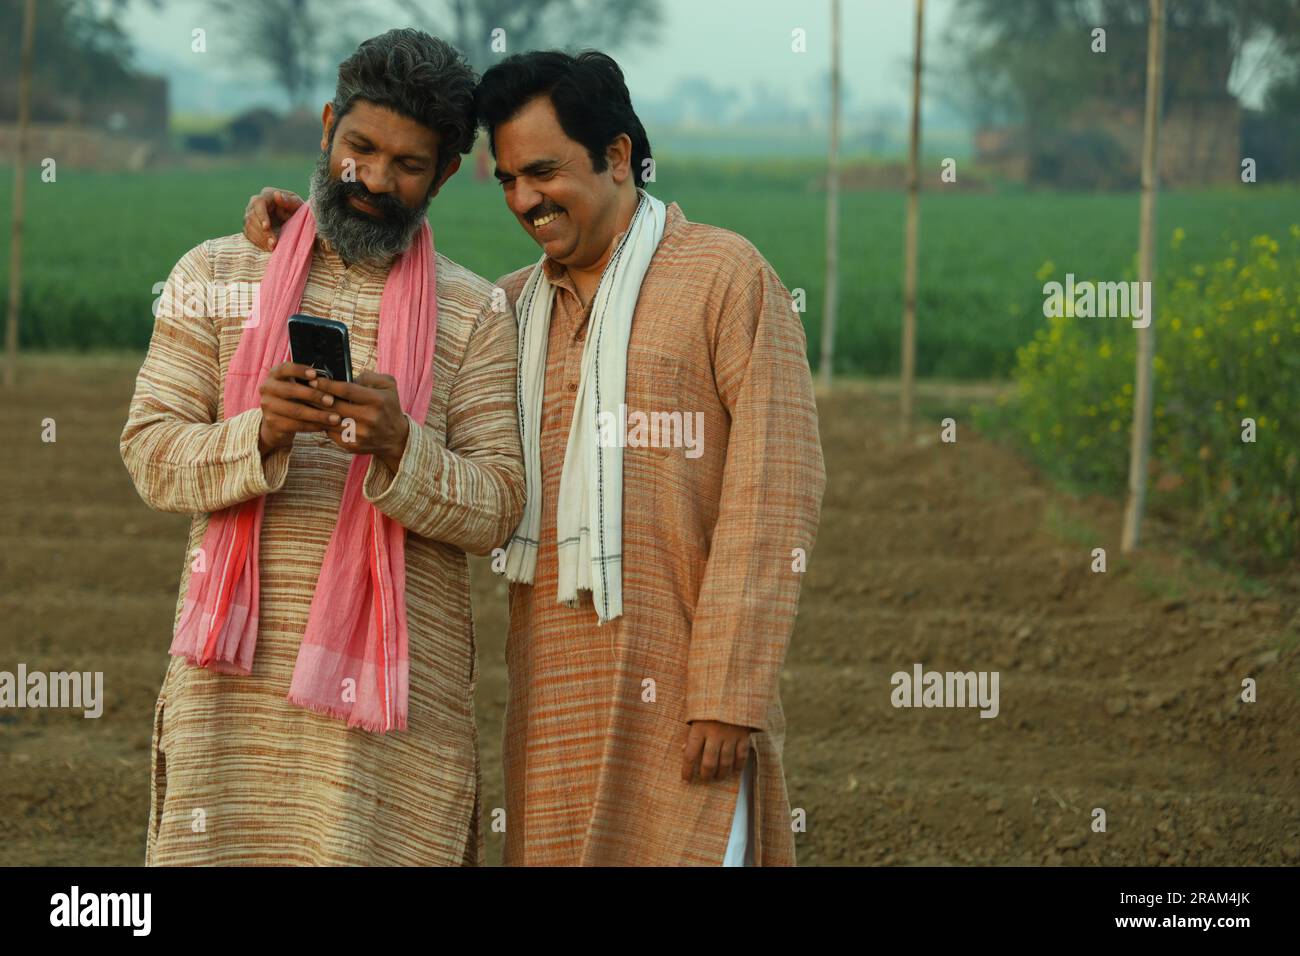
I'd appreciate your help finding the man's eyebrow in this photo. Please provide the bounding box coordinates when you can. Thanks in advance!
[344,130,431,164]
[494,159,560,181]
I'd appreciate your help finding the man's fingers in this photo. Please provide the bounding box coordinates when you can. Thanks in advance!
[243,199,274,252]
[310,376,384,403]
[681,725,705,782]
[243,188,295,251]
[251,194,272,229]
[264,396,338,427]
[262,411,326,436]
[699,735,722,782]
[734,740,750,776]
[264,365,334,407]
[261,374,327,400]
[718,737,736,779]
[273,189,304,214]
[263,376,332,408]
[317,398,371,425]
[268,362,316,383]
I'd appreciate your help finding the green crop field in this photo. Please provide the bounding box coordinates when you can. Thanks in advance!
[1,156,1297,377]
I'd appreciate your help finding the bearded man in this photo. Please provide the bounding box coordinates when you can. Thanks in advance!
[121,29,525,865]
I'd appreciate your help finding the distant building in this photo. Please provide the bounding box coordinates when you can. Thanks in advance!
[0,69,168,171]
[226,108,321,154]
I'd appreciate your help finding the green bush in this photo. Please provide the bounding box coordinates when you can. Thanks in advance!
[982,226,1300,564]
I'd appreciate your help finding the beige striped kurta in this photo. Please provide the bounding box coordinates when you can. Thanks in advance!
[497,201,826,865]
[121,231,525,866]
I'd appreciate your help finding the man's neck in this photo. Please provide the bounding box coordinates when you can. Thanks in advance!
[566,187,640,308]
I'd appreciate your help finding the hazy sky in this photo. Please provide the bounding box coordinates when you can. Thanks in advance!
[126,0,1272,122]
[617,0,953,116]
[126,0,954,120]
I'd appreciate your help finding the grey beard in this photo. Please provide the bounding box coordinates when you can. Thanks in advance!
[308,149,429,266]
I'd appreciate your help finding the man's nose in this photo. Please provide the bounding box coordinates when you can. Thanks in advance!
[508,182,543,219]
[358,162,395,195]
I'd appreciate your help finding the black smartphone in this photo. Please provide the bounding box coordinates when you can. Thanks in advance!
[288,314,352,387]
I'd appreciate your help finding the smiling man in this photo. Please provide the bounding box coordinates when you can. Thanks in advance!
[121,29,525,865]
[480,51,824,867]
[244,50,825,867]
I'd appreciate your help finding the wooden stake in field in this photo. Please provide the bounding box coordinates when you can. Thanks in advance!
[818,0,842,391]
[4,0,37,389]
[1122,0,1166,552]
[899,0,924,427]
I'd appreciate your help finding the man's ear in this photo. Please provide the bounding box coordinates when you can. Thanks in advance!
[606,133,633,185]
[430,155,463,197]
[320,102,335,153]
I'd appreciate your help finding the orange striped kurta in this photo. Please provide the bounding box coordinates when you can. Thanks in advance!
[121,232,525,866]
[497,201,826,865]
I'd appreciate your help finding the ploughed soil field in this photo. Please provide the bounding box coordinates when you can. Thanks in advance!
[1,356,1297,866]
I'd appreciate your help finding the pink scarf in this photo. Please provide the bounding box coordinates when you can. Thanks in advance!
[169,203,438,733]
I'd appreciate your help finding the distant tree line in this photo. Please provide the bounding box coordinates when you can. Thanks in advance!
[941,0,1300,184]
[0,0,158,125]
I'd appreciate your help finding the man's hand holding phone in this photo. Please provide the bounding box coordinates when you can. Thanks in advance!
[257,362,341,456]
[309,371,409,473]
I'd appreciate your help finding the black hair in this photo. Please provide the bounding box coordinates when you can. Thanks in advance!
[474,50,652,185]
[332,29,478,181]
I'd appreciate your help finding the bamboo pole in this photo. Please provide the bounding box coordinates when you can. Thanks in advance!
[818,0,842,390]
[4,0,37,389]
[1122,0,1166,552]
[899,0,924,427]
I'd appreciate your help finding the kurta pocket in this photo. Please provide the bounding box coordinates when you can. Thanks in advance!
[625,354,692,459]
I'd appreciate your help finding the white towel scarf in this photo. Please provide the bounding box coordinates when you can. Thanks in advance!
[504,189,667,623]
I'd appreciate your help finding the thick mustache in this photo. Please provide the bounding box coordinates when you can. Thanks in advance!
[340,180,404,217]
[526,202,563,223]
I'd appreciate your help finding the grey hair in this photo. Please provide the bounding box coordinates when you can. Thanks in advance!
[331,29,478,180]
